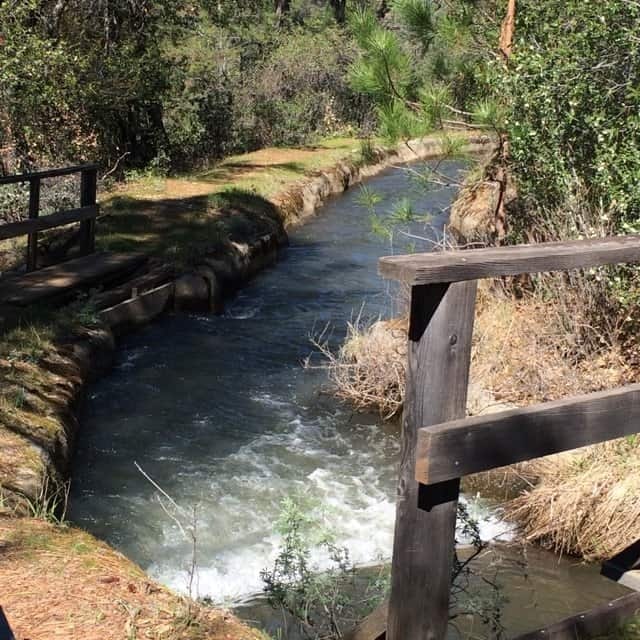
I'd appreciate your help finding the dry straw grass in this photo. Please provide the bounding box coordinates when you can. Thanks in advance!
[471,279,630,406]
[505,441,640,561]
[312,316,408,419]
[319,275,640,561]
[472,282,640,561]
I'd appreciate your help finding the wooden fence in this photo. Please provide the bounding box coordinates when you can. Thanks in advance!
[348,235,640,640]
[0,164,99,271]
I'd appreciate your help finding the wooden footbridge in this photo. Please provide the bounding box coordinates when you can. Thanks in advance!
[346,236,640,640]
[0,164,145,307]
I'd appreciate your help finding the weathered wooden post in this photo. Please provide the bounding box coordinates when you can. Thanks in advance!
[79,166,97,255]
[387,280,477,640]
[26,177,40,271]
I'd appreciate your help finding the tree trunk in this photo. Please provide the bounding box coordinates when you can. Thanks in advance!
[329,0,347,23]
[499,0,516,59]
[274,0,290,24]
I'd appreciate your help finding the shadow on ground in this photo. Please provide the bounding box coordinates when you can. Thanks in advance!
[98,188,284,266]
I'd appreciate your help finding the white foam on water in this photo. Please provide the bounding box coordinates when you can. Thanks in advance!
[146,418,509,604]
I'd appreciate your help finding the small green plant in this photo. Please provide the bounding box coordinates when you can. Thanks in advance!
[261,495,388,640]
[595,617,640,640]
[27,476,70,525]
[58,292,102,329]
[355,184,382,211]
[451,502,506,637]
[11,386,26,409]
[262,497,505,640]
[357,138,378,166]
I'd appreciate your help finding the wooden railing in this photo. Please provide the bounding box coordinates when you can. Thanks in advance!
[0,164,99,271]
[356,235,640,640]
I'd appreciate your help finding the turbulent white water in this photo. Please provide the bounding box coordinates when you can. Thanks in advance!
[69,161,512,604]
[142,412,509,603]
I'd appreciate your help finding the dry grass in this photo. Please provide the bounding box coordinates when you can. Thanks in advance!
[504,441,640,561]
[312,316,407,419]
[470,281,640,560]
[471,280,631,406]
[321,275,640,561]
[317,276,631,420]
[0,517,266,640]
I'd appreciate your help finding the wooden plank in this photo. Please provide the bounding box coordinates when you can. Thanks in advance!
[99,282,174,334]
[0,252,146,306]
[343,600,387,640]
[79,167,97,255]
[92,265,173,310]
[512,592,640,640]
[0,206,98,241]
[387,281,477,640]
[26,177,40,271]
[0,163,99,185]
[416,384,640,485]
[379,235,640,285]
[602,540,640,592]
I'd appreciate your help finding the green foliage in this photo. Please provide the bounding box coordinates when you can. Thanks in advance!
[596,617,640,640]
[349,7,414,105]
[245,27,364,148]
[0,0,374,173]
[499,1,640,348]
[420,84,453,130]
[356,138,379,166]
[391,0,435,52]
[348,0,500,143]
[262,496,506,639]
[506,0,640,225]
[261,495,387,639]
[0,0,186,168]
[26,476,70,526]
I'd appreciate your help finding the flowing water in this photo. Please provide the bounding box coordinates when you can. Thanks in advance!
[69,161,628,635]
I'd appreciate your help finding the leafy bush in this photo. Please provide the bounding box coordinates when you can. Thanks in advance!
[1,1,375,173]
[261,495,387,640]
[248,28,365,147]
[0,0,183,169]
[506,0,640,226]
[262,496,506,639]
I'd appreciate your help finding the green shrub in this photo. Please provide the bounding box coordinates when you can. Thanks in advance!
[507,0,640,227]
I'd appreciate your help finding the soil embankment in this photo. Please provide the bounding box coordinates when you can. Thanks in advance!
[0,516,267,640]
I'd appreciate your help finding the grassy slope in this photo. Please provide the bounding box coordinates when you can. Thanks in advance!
[98,137,363,259]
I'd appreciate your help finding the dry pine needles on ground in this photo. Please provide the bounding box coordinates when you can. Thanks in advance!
[0,517,264,640]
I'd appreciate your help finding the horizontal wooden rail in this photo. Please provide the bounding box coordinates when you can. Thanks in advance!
[416,384,640,485]
[379,235,640,285]
[0,163,99,185]
[343,600,388,640]
[513,592,640,640]
[0,164,98,270]
[0,205,98,241]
